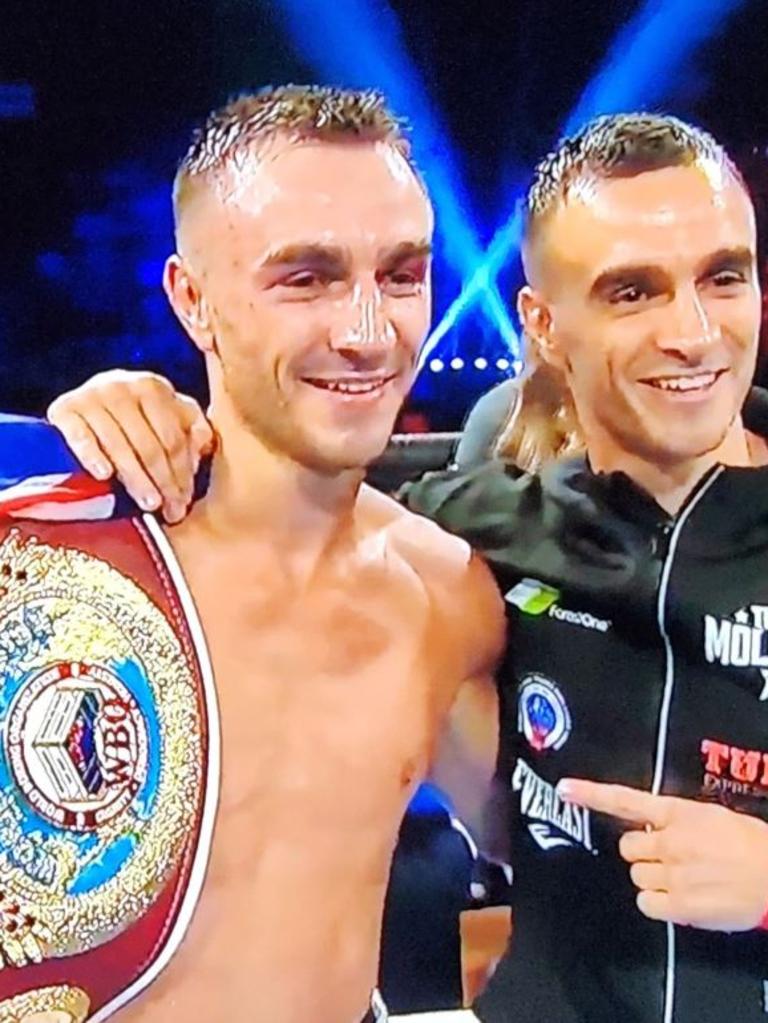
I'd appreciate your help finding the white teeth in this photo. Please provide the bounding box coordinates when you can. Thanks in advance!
[649,372,717,392]
[336,381,379,393]
[306,377,389,394]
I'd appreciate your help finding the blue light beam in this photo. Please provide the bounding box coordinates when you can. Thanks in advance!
[271,0,519,353]
[419,205,524,368]
[426,0,749,360]
[566,0,751,133]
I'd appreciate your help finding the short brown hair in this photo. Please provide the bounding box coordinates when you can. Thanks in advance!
[173,84,412,226]
[524,112,742,238]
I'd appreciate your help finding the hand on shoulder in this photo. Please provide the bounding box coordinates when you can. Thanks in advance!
[47,370,214,522]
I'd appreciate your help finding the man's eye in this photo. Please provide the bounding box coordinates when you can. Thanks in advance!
[283,271,324,288]
[711,270,745,288]
[389,272,418,287]
[610,284,647,305]
[383,269,423,293]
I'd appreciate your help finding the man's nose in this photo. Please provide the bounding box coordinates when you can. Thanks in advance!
[328,283,396,354]
[659,285,721,359]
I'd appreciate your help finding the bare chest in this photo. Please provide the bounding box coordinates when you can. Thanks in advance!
[184,553,444,853]
[115,524,461,1022]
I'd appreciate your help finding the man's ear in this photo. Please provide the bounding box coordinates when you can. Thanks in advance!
[517,285,566,371]
[163,255,216,355]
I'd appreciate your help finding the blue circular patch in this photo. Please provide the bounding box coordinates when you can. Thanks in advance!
[518,673,572,752]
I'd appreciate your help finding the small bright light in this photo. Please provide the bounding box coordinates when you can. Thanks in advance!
[496,358,510,371]
[429,358,444,373]
[474,357,488,370]
[450,357,464,370]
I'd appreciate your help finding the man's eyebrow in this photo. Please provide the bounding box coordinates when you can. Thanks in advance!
[589,264,667,298]
[697,245,754,274]
[259,243,348,269]
[379,240,432,266]
[590,246,756,299]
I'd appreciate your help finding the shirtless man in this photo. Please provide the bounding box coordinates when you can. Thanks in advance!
[0,86,504,1023]
[42,111,768,1023]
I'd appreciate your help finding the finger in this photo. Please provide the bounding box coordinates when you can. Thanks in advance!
[103,398,185,508]
[136,391,195,501]
[636,888,716,929]
[76,406,161,511]
[49,410,114,480]
[630,861,669,892]
[636,889,674,923]
[558,779,669,829]
[178,396,215,459]
[619,827,663,864]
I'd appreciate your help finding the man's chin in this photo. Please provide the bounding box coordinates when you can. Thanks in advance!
[638,428,734,468]
[297,436,392,476]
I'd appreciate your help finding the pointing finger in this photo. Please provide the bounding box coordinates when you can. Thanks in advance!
[558,779,669,830]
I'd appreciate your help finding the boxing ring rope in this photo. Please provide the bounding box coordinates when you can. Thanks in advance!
[368,432,460,492]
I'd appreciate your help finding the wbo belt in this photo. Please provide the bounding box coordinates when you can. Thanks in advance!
[0,515,218,1022]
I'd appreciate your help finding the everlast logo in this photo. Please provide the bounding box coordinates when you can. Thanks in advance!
[701,738,768,801]
[512,758,595,854]
[704,606,768,699]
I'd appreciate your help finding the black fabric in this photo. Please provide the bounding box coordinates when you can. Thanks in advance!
[379,803,472,1012]
[402,390,768,1023]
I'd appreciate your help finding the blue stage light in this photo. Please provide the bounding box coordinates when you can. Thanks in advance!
[426,0,749,363]
[0,83,35,119]
[271,0,517,348]
[418,206,524,368]
[566,0,750,133]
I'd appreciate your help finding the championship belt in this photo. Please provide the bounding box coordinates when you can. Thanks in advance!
[0,514,217,1022]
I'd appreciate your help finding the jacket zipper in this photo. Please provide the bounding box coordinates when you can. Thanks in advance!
[653,466,724,1023]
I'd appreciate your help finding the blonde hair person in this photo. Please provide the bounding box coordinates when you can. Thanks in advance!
[493,333,583,471]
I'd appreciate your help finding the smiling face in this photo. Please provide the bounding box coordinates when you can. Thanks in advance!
[520,162,761,472]
[167,134,433,473]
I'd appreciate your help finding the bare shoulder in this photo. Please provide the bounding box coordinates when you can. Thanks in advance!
[359,483,473,580]
[359,485,506,674]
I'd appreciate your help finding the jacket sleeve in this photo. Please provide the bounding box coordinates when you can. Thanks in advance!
[399,460,539,551]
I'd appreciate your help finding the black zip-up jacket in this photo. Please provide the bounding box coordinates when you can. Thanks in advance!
[402,390,768,1023]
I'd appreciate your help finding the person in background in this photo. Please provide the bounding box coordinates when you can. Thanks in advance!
[453,348,580,471]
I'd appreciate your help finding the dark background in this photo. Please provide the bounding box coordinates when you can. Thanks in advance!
[2,0,768,425]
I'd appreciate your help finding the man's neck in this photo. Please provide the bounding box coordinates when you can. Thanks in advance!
[587,420,752,516]
[187,428,366,585]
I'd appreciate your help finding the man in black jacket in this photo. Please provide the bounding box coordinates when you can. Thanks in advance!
[27,112,768,1021]
[403,112,768,1022]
